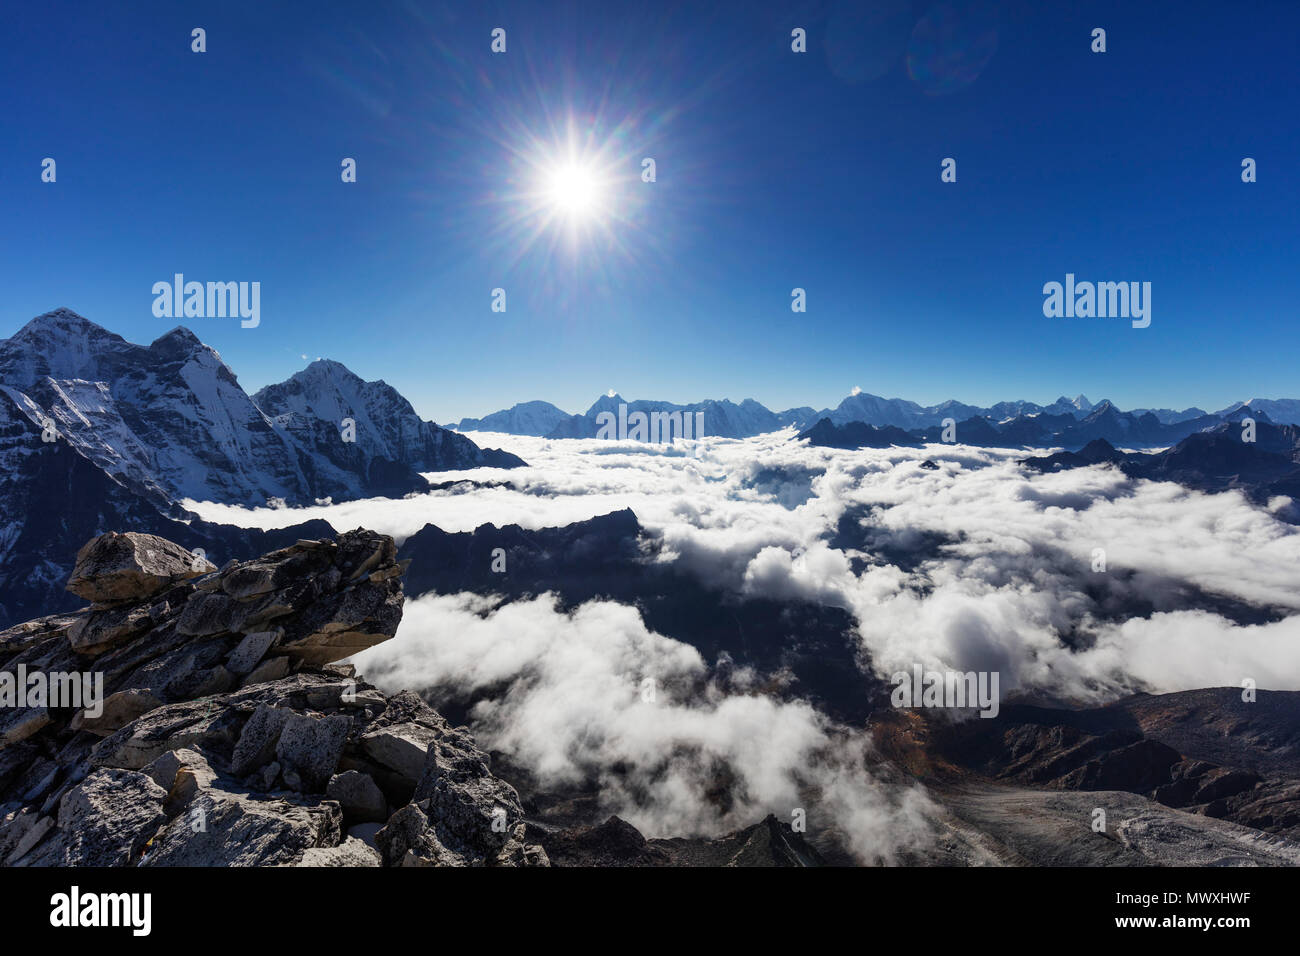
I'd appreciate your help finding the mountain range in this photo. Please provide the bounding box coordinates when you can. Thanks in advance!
[452,392,1300,443]
[798,400,1276,452]
[0,309,523,627]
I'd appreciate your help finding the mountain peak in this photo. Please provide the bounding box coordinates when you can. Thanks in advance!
[301,357,358,378]
[9,308,118,345]
[584,392,626,415]
[149,325,203,349]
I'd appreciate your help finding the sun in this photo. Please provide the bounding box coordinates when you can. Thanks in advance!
[543,162,605,219]
[487,116,649,262]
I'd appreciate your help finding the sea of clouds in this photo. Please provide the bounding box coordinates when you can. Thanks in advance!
[188,430,1300,857]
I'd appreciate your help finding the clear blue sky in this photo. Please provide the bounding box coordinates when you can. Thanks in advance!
[1,0,1295,422]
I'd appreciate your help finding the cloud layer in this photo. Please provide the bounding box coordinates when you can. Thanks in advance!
[196,430,1300,855]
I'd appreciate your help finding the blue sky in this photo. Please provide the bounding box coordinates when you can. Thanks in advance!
[1,0,1296,422]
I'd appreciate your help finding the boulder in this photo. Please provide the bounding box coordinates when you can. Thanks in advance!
[55,768,167,866]
[275,713,350,792]
[66,532,213,606]
[141,787,342,867]
[66,604,153,655]
[230,704,292,778]
[296,836,382,867]
[360,722,443,785]
[243,656,292,686]
[326,770,388,823]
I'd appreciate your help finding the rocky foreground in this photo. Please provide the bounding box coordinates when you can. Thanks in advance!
[0,529,548,866]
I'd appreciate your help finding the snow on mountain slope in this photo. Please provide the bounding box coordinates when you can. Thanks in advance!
[453,400,572,436]
[0,309,523,509]
[1218,398,1300,425]
[1,379,172,510]
[0,311,313,506]
[252,359,526,474]
[541,393,783,439]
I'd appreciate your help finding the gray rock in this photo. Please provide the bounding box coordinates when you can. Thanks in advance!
[414,730,525,860]
[275,712,350,792]
[374,802,460,867]
[66,532,213,606]
[251,761,281,791]
[66,604,153,655]
[0,705,50,748]
[70,688,161,737]
[143,747,216,804]
[93,698,235,771]
[226,629,280,675]
[5,812,54,865]
[242,656,291,686]
[230,704,291,777]
[360,722,443,784]
[295,836,381,867]
[141,786,342,867]
[55,768,167,866]
[175,591,238,637]
[326,770,388,823]
[220,562,281,601]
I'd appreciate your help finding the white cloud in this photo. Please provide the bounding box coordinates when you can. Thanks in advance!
[198,429,1300,854]
[354,590,937,860]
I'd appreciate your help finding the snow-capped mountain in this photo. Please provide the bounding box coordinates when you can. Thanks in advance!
[0,308,530,626]
[0,384,335,627]
[0,310,525,510]
[542,393,784,439]
[0,312,313,508]
[1217,398,1300,425]
[452,400,572,436]
[460,387,1300,440]
[253,360,525,490]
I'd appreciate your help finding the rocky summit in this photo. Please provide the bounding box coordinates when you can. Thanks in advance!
[0,528,548,867]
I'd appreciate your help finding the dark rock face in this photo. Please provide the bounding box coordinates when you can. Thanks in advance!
[1018,423,1300,516]
[0,528,547,867]
[796,418,921,449]
[0,384,346,630]
[917,690,1300,841]
[534,813,825,867]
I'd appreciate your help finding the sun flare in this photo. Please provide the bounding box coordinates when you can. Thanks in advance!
[491,116,651,263]
[543,162,605,219]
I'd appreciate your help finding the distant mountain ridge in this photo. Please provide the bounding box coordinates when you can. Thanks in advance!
[453,389,1299,443]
